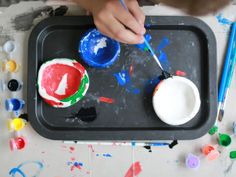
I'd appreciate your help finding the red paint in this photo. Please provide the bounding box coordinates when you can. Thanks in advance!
[41,64,82,100]
[69,146,75,151]
[10,137,26,150]
[44,98,63,107]
[99,97,114,104]
[124,161,142,177]
[129,65,133,77]
[71,157,75,161]
[202,145,215,156]
[175,70,186,76]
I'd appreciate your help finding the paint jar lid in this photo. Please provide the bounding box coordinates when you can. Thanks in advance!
[152,76,201,125]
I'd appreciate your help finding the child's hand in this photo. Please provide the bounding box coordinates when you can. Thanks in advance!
[77,0,146,44]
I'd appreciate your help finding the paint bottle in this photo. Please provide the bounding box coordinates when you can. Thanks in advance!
[8,118,26,132]
[201,144,220,161]
[7,79,23,92]
[185,153,200,169]
[3,40,15,54]
[10,136,27,151]
[5,98,25,112]
[3,60,19,73]
[218,133,231,147]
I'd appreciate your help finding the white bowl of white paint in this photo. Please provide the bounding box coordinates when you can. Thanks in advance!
[152,76,201,125]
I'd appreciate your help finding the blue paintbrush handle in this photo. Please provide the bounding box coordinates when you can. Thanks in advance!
[218,23,236,102]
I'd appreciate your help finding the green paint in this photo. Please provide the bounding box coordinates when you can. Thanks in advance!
[62,73,89,105]
[230,151,236,159]
[144,47,149,52]
[218,133,231,147]
[209,125,218,135]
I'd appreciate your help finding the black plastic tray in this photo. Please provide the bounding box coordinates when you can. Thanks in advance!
[28,16,217,140]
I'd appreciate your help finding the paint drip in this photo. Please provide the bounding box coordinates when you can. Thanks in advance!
[99,97,114,104]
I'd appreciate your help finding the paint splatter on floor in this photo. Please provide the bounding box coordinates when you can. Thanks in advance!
[216,13,233,26]
[124,161,142,177]
[99,97,115,104]
[114,70,140,94]
[67,161,83,171]
[69,146,75,153]
[9,161,44,177]
[96,153,112,158]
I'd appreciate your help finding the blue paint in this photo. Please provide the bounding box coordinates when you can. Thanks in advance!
[145,77,161,93]
[103,153,112,157]
[9,161,43,177]
[216,13,233,25]
[74,162,83,167]
[126,86,140,94]
[156,37,170,71]
[5,98,25,112]
[149,142,170,146]
[114,70,140,94]
[135,34,152,51]
[79,28,120,68]
[96,154,99,156]
[114,70,131,86]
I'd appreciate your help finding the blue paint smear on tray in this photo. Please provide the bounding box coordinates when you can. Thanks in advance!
[145,77,161,93]
[156,37,170,71]
[114,70,140,94]
[216,13,233,25]
[9,161,43,177]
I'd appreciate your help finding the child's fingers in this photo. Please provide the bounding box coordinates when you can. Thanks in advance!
[127,0,145,25]
[105,16,144,44]
[114,2,146,35]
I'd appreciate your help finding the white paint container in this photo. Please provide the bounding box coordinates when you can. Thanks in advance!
[152,76,201,125]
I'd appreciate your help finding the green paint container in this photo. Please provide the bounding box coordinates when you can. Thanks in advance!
[218,133,231,147]
[209,125,218,135]
[230,151,236,159]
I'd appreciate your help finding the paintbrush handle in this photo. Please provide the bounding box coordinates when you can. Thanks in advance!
[218,23,236,103]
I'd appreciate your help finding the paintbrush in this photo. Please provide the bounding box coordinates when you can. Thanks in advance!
[219,53,236,121]
[217,22,236,121]
[119,0,170,77]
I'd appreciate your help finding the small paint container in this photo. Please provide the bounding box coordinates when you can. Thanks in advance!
[10,136,27,151]
[8,118,26,131]
[79,29,120,68]
[3,60,19,73]
[5,98,25,112]
[185,153,200,169]
[3,40,15,54]
[7,79,23,91]
[37,59,89,108]
[152,76,201,125]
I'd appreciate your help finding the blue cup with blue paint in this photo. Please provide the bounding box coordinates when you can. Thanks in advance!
[5,98,25,112]
[79,29,120,68]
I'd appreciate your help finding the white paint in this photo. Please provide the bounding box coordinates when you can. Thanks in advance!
[3,41,15,54]
[55,73,68,95]
[93,37,107,55]
[152,76,201,125]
